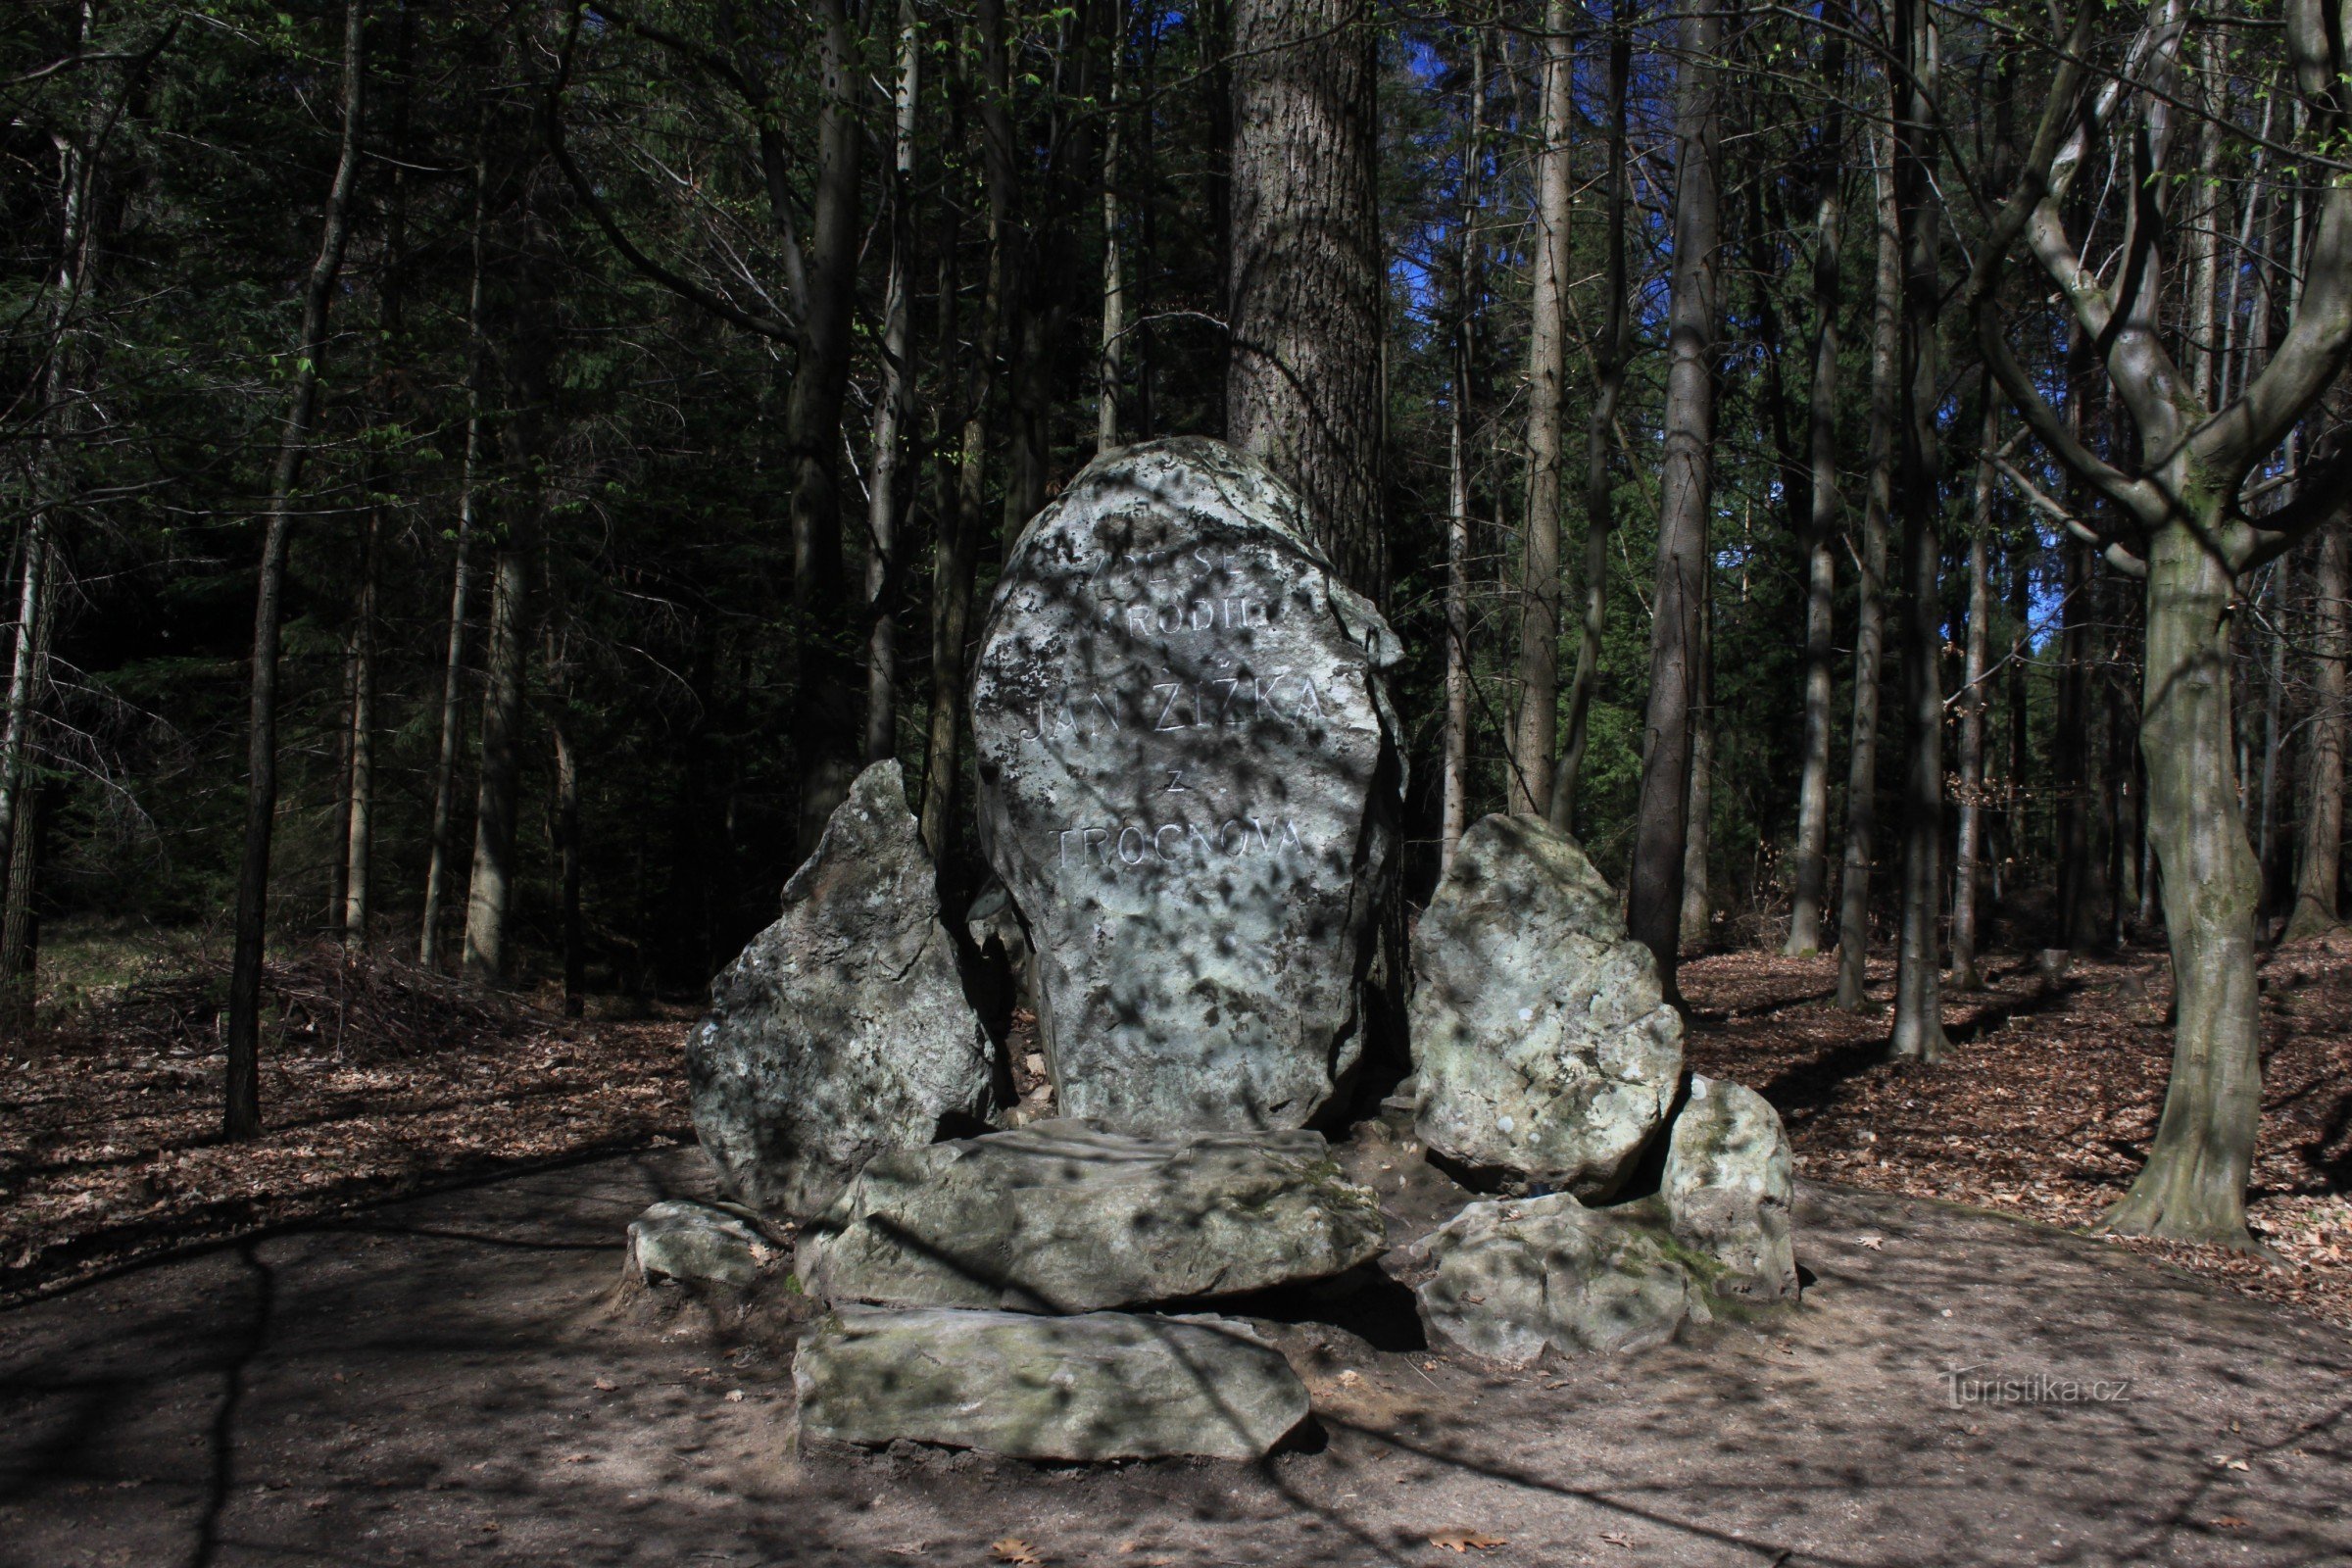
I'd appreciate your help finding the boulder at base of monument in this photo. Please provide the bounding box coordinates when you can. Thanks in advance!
[969,436,1402,1134]
[688,760,994,1219]
[1662,1076,1799,1301]
[1405,1193,1707,1365]
[793,1306,1309,1460]
[797,1119,1386,1313]
[624,1200,772,1290]
[1409,812,1683,1196]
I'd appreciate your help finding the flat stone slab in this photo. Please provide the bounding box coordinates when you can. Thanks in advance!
[969,437,1402,1133]
[624,1200,770,1289]
[792,1306,1309,1460]
[798,1119,1386,1312]
[1410,813,1683,1195]
[1406,1193,1706,1364]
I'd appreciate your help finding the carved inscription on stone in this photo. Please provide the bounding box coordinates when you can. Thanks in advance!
[971,437,1402,1133]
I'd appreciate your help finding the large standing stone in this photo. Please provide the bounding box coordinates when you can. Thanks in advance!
[793,1306,1309,1460]
[969,437,1402,1133]
[1663,1076,1799,1301]
[798,1119,1386,1312]
[1409,813,1683,1195]
[1406,1194,1704,1364]
[688,760,994,1218]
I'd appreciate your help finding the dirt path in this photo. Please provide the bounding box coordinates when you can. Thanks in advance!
[2,1147,2347,1568]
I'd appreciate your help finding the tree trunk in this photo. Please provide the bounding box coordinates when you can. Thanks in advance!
[1950,401,1995,991]
[1441,26,1486,873]
[224,0,365,1138]
[463,540,531,984]
[864,0,921,767]
[1549,9,1633,828]
[1835,134,1900,1013]
[1626,0,1724,1004]
[788,0,868,853]
[1226,0,1384,600]
[341,507,378,946]
[1886,0,1947,1062]
[551,660,583,1018]
[0,557,54,1036]
[1786,15,1845,955]
[420,143,488,972]
[1680,575,1714,947]
[1508,0,1573,814]
[2286,520,2347,940]
[1099,10,1126,454]
[0,527,51,921]
[2106,515,2262,1249]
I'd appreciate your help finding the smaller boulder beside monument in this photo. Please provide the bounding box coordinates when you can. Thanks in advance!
[1663,1075,1798,1301]
[1409,812,1684,1196]
[685,760,995,1220]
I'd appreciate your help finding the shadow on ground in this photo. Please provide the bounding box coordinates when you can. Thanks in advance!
[1,1147,2347,1567]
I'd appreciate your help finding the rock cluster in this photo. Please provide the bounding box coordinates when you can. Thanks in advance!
[635,442,1802,1467]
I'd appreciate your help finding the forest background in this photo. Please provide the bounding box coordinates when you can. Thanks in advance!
[4,0,2349,1255]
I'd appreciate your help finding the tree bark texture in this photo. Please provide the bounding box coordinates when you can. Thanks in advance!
[1626,0,1723,1003]
[863,0,921,767]
[1226,0,1384,601]
[2287,519,2347,939]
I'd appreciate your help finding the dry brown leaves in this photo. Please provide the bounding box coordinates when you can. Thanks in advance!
[0,948,691,1304]
[1682,936,2352,1331]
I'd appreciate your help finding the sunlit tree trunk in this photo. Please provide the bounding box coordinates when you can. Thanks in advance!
[1226,0,1384,598]
[1441,26,1487,872]
[1680,575,1714,947]
[1950,401,1996,991]
[1508,0,1573,814]
[225,0,365,1137]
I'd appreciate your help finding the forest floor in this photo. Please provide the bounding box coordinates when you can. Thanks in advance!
[4,934,2352,1565]
[5,929,2349,1326]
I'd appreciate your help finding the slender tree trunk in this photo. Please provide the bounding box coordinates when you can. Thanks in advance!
[550,639,583,1018]
[1886,0,1947,1062]
[463,539,530,985]
[0,553,53,1035]
[1681,574,1714,946]
[864,0,921,767]
[1835,134,1900,1013]
[1786,14,1845,954]
[420,144,488,972]
[342,508,378,945]
[2007,518,2033,879]
[1950,401,1995,990]
[1551,5,1633,828]
[1226,0,1384,599]
[1626,0,1724,1004]
[1509,0,1573,814]
[788,0,868,852]
[0,529,50,920]
[1441,26,1486,872]
[1099,9,1126,454]
[224,0,365,1138]
[2287,520,2347,940]
[2257,560,2287,903]
[2056,527,2100,950]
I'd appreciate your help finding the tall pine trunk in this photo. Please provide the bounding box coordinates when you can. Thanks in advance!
[1441,27,1486,871]
[1508,0,1573,813]
[2286,520,2347,939]
[225,0,365,1137]
[864,0,921,767]
[1835,135,1900,1013]
[1627,0,1724,1004]
[1785,15,1845,955]
[1550,9,1632,828]
[1226,0,1384,599]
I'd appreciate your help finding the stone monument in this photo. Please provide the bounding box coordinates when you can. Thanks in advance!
[969,437,1402,1133]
